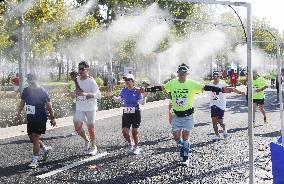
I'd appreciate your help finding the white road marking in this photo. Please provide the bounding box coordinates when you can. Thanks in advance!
[36,152,108,179]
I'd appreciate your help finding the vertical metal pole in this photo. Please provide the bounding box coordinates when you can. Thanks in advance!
[246,3,254,184]
[276,30,284,146]
[158,58,161,84]
[19,15,26,94]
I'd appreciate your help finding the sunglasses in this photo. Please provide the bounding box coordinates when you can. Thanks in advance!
[124,78,132,81]
[78,68,86,71]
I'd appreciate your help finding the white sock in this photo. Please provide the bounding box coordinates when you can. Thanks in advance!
[32,155,39,161]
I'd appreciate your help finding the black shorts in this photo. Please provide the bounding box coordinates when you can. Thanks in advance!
[253,99,264,105]
[27,120,47,135]
[122,110,141,129]
[211,105,225,119]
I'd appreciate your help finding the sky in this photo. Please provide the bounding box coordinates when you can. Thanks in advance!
[231,0,284,32]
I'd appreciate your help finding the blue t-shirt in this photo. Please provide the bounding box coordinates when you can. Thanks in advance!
[120,87,143,110]
[21,86,50,122]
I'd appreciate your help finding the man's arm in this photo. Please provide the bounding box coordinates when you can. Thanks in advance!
[46,102,56,127]
[15,100,25,125]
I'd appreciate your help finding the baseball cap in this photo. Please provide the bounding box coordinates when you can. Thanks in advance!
[212,71,220,78]
[123,74,134,80]
[177,63,189,73]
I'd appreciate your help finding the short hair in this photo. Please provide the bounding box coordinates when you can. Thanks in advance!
[70,71,78,76]
[78,61,89,68]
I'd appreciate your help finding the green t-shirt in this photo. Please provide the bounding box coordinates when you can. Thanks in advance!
[252,77,267,99]
[270,70,276,80]
[164,79,204,111]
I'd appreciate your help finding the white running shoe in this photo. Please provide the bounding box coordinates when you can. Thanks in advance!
[223,131,230,140]
[88,145,98,156]
[212,135,220,142]
[133,146,140,155]
[127,142,134,154]
[181,159,189,166]
[28,160,38,169]
[85,140,90,151]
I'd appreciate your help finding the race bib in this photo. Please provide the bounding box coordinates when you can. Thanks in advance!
[176,98,188,107]
[123,107,136,114]
[25,105,35,115]
[77,96,87,102]
[212,92,219,101]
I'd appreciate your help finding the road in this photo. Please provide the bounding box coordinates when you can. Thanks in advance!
[0,89,281,184]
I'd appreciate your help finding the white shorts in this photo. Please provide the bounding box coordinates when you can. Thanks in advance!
[172,114,194,132]
[74,111,96,125]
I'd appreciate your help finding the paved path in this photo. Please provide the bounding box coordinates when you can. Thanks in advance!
[0,89,282,184]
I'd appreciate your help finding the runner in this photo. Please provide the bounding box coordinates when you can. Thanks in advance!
[252,69,268,127]
[143,63,233,166]
[107,74,147,155]
[209,71,245,141]
[15,73,56,168]
[74,61,101,155]
[270,69,276,89]
[230,70,238,87]
[11,73,20,97]
[67,71,78,135]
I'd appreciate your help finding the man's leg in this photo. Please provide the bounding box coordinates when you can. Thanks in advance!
[259,104,267,123]
[74,111,90,152]
[132,128,139,146]
[86,111,97,155]
[212,117,219,136]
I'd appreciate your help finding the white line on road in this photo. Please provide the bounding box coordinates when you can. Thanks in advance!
[36,152,108,179]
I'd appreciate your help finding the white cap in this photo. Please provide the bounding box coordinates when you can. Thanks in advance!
[123,74,134,80]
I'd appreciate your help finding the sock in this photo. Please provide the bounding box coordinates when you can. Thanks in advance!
[32,155,39,161]
[41,146,48,152]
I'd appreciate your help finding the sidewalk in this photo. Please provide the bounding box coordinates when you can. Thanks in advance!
[0,100,169,140]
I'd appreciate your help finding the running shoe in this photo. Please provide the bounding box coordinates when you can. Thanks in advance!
[212,135,220,142]
[127,142,134,154]
[223,131,230,140]
[133,146,140,155]
[42,146,52,161]
[181,156,189,166]
[88,145,98,156]
[85,140,90,151]
[28,160,38,169]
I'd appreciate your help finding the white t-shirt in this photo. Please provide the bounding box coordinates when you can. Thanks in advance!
[76,77,101,111]
[209,83,227,110]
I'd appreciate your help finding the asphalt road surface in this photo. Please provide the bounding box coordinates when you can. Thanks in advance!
[0,89,281,184]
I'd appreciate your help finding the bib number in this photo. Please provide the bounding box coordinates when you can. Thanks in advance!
[123,107,136,114]
[25,105,35,115]
[77,96,87,102]
[176,98,188,107]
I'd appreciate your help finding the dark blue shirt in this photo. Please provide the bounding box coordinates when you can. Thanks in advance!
[120,87,143,110]
[21,86,50,122]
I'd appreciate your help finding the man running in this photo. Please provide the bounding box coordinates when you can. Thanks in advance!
[252,69,268,127]
[210,71,245,141]
[107,74,147,155]
[74,61,101,155]
[270,69,276,89]
[11,73,20,97]
[15,73,56,168]
[144,63,233,166]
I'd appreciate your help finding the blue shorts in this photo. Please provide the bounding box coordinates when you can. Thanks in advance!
[211,105,225,119]
[172,114,194,132]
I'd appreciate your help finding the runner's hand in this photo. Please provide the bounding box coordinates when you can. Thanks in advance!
[86,93,94,99]
[256,89,262,92]
[240,92,246,96]
[143,92,149,97]
[50,119,56,127]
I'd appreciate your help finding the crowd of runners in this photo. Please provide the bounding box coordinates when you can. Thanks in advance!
[14,61,276,168]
